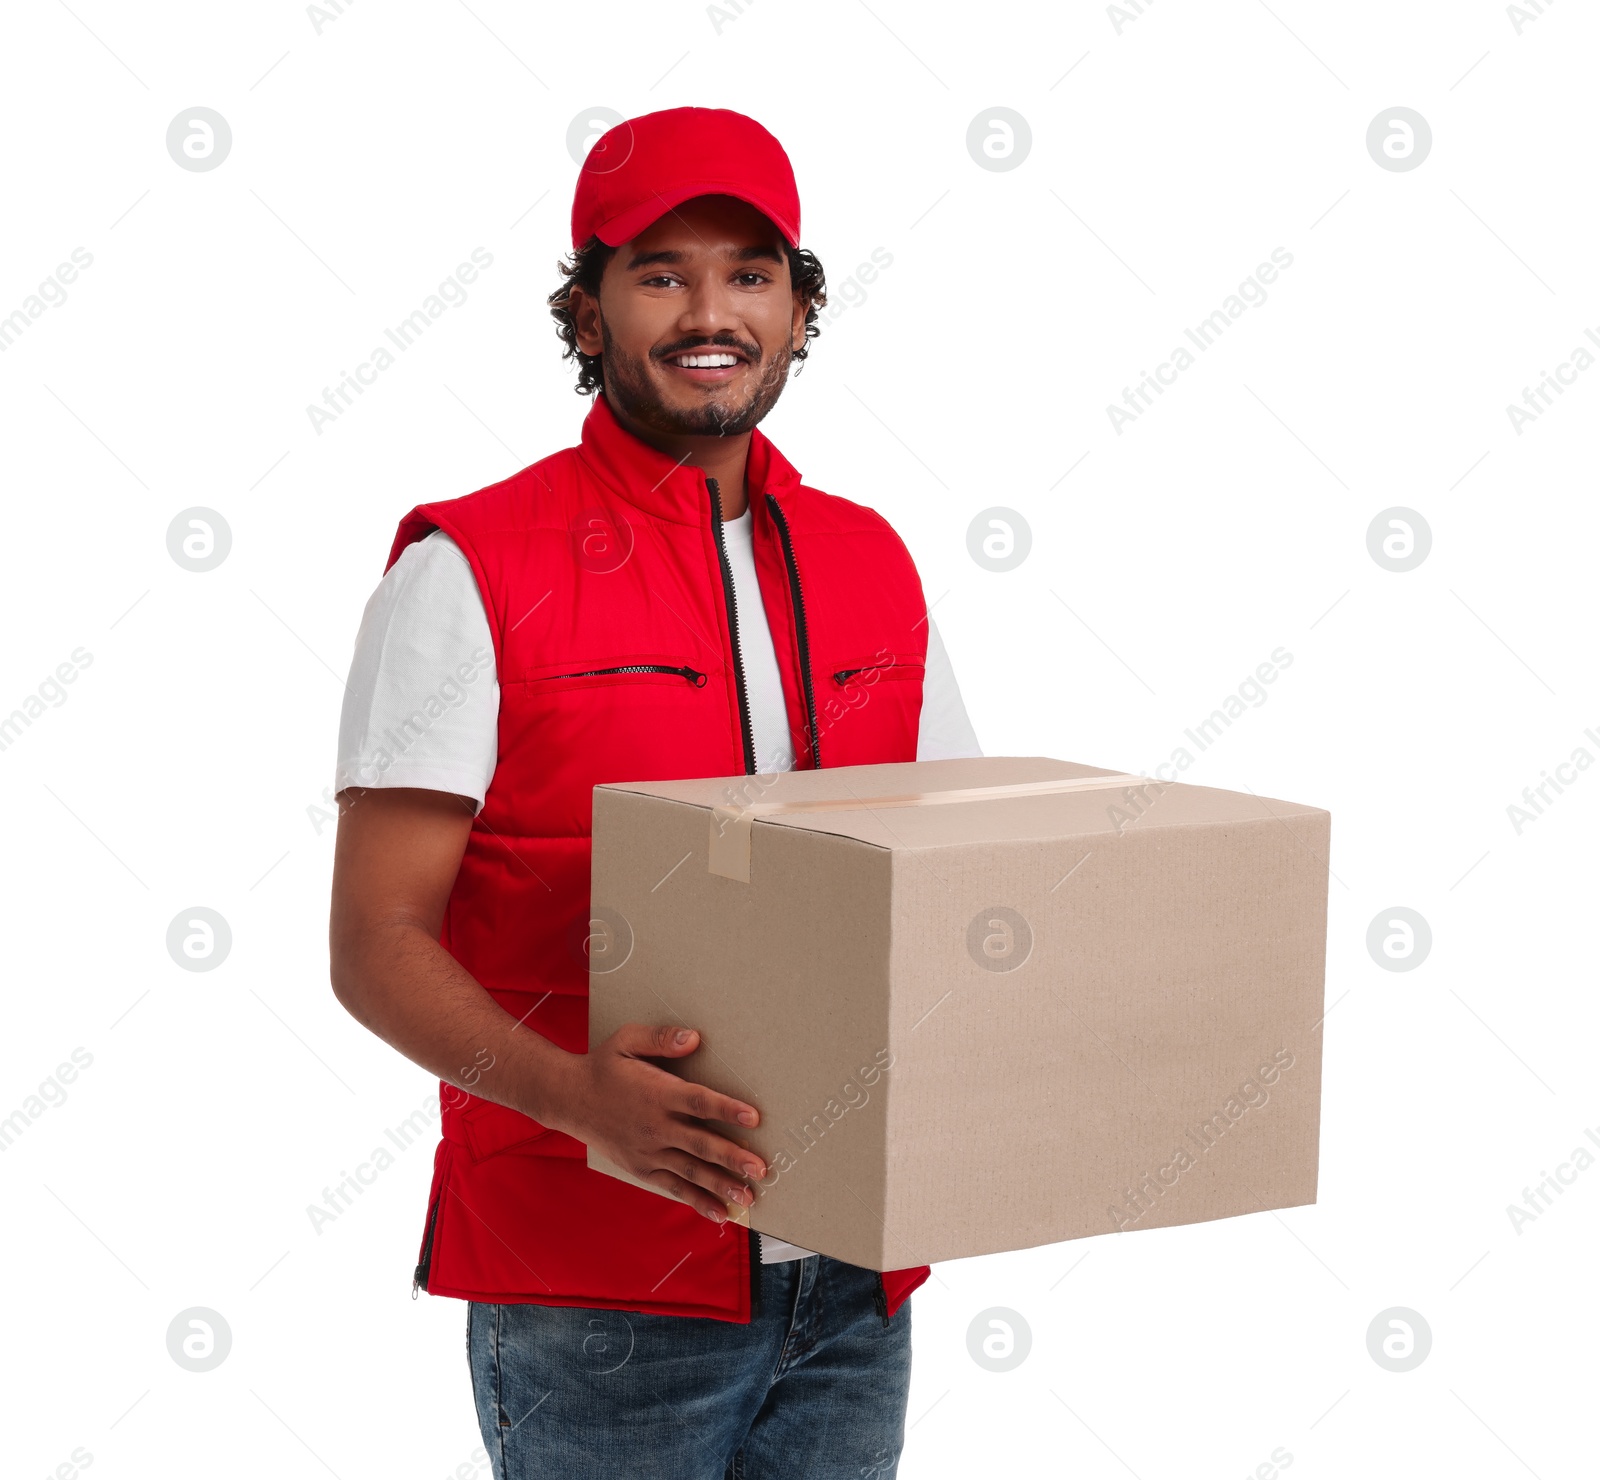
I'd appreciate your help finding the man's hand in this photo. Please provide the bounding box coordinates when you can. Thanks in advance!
[552,1023,768,1223]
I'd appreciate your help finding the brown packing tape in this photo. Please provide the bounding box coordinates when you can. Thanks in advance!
[708,773,1157,883]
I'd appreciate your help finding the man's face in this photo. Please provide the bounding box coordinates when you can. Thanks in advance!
[573,194,806,438]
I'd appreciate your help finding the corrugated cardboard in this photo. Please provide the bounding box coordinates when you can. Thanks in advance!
[586,756,1330,1270]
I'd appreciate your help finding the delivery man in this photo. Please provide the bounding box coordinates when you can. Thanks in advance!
[329,106,980,1478]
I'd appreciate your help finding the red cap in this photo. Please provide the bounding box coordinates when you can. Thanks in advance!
[571,106,801,251]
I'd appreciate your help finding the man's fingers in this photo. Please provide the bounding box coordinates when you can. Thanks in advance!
[614,1024,764,1134]
[677,1081,761,1133]
[596,1022,767,1197]
[669,1145,758,1207]
[670,1110,766,1181]
[640,1160,753,1222]
[641,1167,723,1220]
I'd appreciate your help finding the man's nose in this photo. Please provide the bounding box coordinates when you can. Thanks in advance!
[678,274,742,336]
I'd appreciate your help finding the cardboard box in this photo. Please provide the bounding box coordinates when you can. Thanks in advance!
[586,756,1329,1270]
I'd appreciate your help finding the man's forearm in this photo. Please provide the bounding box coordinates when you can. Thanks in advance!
[327,790,765,1221]
[331,924,580,1131]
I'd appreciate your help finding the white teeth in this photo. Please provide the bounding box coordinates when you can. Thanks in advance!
[673,353,740,368]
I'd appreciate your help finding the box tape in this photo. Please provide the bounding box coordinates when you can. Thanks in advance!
[707,772,1157,883]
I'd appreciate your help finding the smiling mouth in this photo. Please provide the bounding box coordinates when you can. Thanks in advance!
[662,349,750,383]
[670,351,744,368]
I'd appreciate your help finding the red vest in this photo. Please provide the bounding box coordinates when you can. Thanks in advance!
[386,392,932,1323]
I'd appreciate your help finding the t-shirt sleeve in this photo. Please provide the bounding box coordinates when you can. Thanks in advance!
[916,616,983,760]
[334,529,500,810]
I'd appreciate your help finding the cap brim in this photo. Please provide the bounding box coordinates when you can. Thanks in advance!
[594,182,800,249]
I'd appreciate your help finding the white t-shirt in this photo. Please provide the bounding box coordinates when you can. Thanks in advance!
[336,517,983,1262]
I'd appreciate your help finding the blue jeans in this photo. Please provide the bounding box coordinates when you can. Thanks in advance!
[466,1254,912,1479]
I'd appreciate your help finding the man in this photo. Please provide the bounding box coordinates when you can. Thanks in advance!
[330,106,981,1478]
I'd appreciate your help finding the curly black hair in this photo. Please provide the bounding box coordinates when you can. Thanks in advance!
[548,236,828,396]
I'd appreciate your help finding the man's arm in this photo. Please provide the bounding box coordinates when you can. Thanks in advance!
[328,785,766,1222]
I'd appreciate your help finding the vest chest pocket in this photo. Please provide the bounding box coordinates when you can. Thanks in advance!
[812,653,926,762]
[502,655,725,783]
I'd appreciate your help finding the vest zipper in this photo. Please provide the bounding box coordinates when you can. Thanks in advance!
[763,493,822,770]
[543,664,707,685]
[705,476,757,774]
[748,1226,763,1319]
[412,1192,440,1299]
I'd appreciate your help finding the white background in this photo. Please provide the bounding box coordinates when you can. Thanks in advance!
[3,1,1597,1476]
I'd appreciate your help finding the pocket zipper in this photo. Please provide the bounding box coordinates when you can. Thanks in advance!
[832,660,922,685]
[541,663,707,686]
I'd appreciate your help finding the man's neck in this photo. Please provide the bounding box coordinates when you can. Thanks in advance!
[603,391,753,517]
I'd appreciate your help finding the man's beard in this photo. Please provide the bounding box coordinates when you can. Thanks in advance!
[599,317,793,438]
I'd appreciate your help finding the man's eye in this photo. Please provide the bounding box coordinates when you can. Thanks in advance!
[736,273,770,286]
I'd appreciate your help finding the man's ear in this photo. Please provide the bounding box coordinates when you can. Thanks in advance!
[572,285,603,356]
[790,293,807,354]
